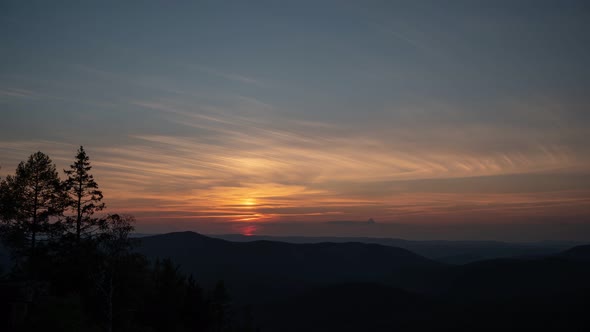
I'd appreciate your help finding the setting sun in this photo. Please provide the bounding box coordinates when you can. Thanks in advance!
[1,2,590,330]
[241,197,257,207]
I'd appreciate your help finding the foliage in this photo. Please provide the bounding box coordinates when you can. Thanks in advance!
[0,151,67,266]
[63,146,105,242]
[0,148,256,332]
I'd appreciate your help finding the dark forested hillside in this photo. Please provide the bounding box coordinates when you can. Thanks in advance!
[137,232,439,277]
[137,232,440,302]
[135,233,590,331]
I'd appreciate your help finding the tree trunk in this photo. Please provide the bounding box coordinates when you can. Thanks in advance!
[31,178,39,255]
[77,177,82,243]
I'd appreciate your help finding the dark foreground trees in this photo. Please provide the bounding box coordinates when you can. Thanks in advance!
[63,146,106,243]
[0,152,66,269]
[0,148,255,332]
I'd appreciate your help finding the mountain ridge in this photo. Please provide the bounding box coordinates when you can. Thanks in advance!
[208,233,580,264]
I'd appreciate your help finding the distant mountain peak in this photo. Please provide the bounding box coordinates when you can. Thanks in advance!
[169,230,205,236]
[367,218,376,224]
[147,231,218,242]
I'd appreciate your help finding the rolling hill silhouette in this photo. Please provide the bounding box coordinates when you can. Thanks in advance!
[212,234,575,264]
[3,230,589,331]
[255,253,590,331]
[137,231,440,288]
[137,233,590,293]
[134,232,590,331]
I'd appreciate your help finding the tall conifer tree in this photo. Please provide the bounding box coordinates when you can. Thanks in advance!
[0,151,65,259]
[64,146,105,242]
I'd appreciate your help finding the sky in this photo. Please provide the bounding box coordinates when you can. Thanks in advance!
[1,1,590,241]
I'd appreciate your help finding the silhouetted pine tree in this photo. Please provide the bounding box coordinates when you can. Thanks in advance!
[0,151,66,269]
[63,146,105,243]
[0,149,255,332]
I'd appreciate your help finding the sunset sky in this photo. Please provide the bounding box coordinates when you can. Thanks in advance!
[1,1,590,240]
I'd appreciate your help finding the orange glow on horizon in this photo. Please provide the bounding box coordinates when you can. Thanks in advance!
[237,224,257,236]
[2,129,590,230]
[240,197,256,207]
